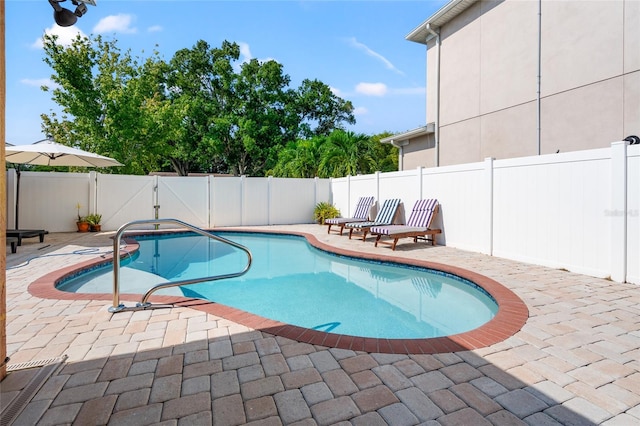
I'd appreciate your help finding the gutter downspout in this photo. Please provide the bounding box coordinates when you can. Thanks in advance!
[426,24,441,167]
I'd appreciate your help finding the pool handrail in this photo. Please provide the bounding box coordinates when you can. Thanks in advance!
[109,219,252,313]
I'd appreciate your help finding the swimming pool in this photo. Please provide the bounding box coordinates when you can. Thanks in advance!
[58,232,498,340]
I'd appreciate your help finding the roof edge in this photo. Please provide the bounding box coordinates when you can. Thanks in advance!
[380,124,435,146]
[406,0,478,45]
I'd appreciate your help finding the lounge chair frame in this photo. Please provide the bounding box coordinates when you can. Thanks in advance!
[345,198,402,241]
[371,200,441,250]
[6,229,48,246]
[325,196,375,235]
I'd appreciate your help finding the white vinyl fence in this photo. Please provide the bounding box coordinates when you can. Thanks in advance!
[5,141,638,284]
[5,172,331,233]
[331,142,639,285]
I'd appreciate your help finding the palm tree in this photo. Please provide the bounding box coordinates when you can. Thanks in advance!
[318,130,374,177]
[268,137,325,177]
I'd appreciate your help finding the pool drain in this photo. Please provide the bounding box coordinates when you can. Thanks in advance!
[0,356,67,426]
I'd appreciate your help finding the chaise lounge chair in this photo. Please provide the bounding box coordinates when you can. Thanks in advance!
[370,199,441,250]
[325,196,376,235]
[6,229,48,246]
[345,198,402,241]
[6,236,18,254]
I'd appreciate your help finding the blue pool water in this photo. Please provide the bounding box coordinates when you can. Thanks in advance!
[58,232,498,339]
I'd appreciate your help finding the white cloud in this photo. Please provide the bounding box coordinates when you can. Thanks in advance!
[238,42,253,62]
[356,82,388,97]
[234,42,278,72]
[93,14,137,34]
[346,37,404,76]
[147,25,163,33]
[330,86,343,97]
[20,78,59,89]
[353,106,368,116]
[31,24,87,49]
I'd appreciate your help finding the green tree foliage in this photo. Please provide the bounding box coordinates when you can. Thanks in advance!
[41,34,177,175]
[268,130,398,178]
[318,130,375,177]
[41,36,356,176]
[368,132,399,173]
[267,136,326,178]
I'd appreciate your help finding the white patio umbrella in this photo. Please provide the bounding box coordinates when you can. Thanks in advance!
[5,138,123,168]
[5,137,123,229]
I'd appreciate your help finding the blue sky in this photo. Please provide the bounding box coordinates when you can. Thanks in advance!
[6,0,447,145]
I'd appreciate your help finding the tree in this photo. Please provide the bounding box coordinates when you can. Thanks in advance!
[295,79,355,138]
[41,34,175,175]
[369,132,399,173]
[41,36,357,176]
[318,130,374,177]
[267,136,326,178]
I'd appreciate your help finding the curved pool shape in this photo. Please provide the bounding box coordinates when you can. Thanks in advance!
[30,229,528,354]
[58,232,497,340]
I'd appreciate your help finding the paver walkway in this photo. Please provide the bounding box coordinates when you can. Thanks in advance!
[1,225,639,425]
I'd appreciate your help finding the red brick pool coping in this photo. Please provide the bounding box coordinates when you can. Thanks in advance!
[28,229,529,355]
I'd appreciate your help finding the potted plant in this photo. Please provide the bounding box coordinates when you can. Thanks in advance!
[313,201,340,225]
[76,203,90,232]
[86,213,102,232]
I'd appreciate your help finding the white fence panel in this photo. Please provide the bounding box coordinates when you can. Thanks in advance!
[16,171,90,232]
[269,178,315,225]
[316,178,332,209]
[210,177,243,227]
[422,162,488,251]
[157,176,209,228]
[378,170,421,224]
[96,174,156,231]
[493,150,612,278]
[627,145,640,284]
[329,174,379,219]
[243,178,270,226]
[329,177,349,216]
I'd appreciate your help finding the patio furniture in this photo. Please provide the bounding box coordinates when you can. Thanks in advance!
[6,236,18,254]
[6,229,48,246]
[325,196,376,235]
[370,199,441,250]
[345,198,402,241]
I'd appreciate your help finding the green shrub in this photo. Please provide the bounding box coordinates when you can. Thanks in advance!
[313,202,340,225]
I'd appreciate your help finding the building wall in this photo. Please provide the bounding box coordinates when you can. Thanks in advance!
[412,0,640,168]
[401,133,436,169]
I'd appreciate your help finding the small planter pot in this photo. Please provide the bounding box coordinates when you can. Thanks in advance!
[76,221,90,232]
[90,224,102,232]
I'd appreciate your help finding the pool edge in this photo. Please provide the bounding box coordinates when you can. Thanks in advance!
[27,229,529,355]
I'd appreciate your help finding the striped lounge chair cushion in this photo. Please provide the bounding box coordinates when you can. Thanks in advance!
[346,198,401,229]
[370,199,438,235]
[325,196,374,224]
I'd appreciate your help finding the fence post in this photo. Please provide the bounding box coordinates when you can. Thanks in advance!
[89,171,97,214]
[484,157,494,256]
[240,175,246,226]
[416,166,423,200]
[611,141,628,283]
[346,175,351,217]
[375,171,381,205]
[267,175,273,225]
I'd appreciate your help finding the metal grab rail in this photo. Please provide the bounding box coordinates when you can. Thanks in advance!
[109,219,252,313]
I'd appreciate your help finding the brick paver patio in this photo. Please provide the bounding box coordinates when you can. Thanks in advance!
[2,225,639,425]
